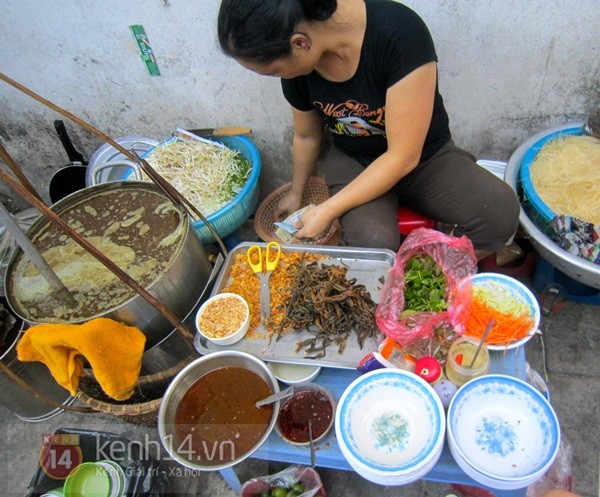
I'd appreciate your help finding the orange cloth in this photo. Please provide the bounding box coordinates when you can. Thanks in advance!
[17,317,146,401]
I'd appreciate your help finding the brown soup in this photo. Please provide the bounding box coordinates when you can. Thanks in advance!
[9,185,185,322]
[278,389,333,443]
[174,366,273,466]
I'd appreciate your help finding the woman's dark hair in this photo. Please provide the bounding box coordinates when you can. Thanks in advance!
[218,0,337,63]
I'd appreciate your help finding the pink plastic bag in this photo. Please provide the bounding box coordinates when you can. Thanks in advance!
[375,228,477,348]
[240,465,326,497]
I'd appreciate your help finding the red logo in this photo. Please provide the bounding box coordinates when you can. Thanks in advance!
[39,434,83,480]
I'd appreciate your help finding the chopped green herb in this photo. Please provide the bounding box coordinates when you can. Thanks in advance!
[402,254,448,313]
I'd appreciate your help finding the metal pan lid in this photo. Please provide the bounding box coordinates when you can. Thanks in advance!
[85,136,158,186]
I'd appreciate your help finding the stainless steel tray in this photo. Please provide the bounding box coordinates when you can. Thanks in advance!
[194,242,396,369]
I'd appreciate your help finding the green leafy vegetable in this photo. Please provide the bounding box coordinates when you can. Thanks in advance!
[402,254,448,313]
[223,154,252,198]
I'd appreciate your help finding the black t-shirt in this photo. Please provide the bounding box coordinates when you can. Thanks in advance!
[281,0,451,166]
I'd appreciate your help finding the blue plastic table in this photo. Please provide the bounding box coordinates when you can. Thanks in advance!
[219,346,528,497]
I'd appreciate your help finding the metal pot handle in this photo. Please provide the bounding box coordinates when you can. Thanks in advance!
[91,160,143,185]
[128,139,159,154]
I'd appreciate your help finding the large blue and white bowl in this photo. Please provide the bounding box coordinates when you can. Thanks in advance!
[335,369,445,485]
[519,125,583,226]
[447,374,560,490]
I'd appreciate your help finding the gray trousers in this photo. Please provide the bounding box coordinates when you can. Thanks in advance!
[322,140,520,252]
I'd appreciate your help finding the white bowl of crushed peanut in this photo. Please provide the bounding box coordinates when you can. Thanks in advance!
[195,292,250,346]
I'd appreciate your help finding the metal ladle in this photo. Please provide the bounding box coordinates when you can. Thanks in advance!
[0,202,77,307]
[468,318,494,368]
[308,419,316,467]
[255,386,295,408]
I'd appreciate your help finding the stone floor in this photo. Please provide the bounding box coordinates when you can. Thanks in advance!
[1,235,598,497]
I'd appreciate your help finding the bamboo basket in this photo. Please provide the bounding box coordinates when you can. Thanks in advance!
[75,353,197,426]
[254,176,340,245]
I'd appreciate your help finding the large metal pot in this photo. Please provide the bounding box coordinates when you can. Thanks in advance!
[4,181,213,348]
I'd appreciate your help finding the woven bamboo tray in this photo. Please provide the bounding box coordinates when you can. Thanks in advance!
[254,176,340,245]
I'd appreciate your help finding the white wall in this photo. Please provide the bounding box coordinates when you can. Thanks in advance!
[1,0,598,210]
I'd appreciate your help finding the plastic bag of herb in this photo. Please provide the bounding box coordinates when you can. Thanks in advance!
[375,227,477,348]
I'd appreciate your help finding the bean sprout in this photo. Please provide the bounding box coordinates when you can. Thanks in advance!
[143,140,252,216]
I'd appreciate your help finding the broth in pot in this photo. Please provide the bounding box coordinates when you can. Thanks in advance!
[5,181,213,348]
[174,366,273,466]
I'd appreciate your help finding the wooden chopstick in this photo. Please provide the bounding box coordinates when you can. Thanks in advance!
[0,140,44,204]
[0,71,228,256]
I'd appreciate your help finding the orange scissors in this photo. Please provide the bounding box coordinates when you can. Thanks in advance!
[246,242,282,325]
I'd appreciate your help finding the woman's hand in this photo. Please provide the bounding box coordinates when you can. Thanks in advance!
[273,191,303,221]
[293,204,334,241]
[273,108,322,222]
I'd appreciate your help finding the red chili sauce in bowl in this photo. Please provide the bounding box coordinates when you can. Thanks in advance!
[277,386,334,444]
[174,366,273,466]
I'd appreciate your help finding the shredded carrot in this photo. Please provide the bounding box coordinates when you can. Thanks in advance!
[464,297,535,346]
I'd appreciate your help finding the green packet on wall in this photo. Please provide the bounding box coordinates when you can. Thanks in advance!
[129,24,161,76]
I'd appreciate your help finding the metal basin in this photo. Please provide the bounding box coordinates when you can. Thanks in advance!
[0,316,75,421]
[86,136,159,186]
[158,351,280,471]
[505,121,600,290]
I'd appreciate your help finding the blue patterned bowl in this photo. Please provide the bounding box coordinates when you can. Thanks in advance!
[335,369,445,478]
[447,374,560,486]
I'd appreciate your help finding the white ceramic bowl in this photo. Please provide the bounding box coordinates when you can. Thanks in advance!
[268,362,321,385]
[464,273,541,350]
[448,442,542,491]
[447,374,560,489]
[338,436,443,486]
[195,292,249,346]
[335,369,445,483]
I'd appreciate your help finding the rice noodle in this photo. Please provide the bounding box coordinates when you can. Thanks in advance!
[530,135,600,224]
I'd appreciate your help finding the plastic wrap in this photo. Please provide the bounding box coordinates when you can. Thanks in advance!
[26,428,168,496]
[526,435,573,497]
[375,228,477,348]
[240,465,326,497]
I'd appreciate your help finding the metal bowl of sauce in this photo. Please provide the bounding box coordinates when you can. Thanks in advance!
[275,383,335,446]
[158,350,280,471]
